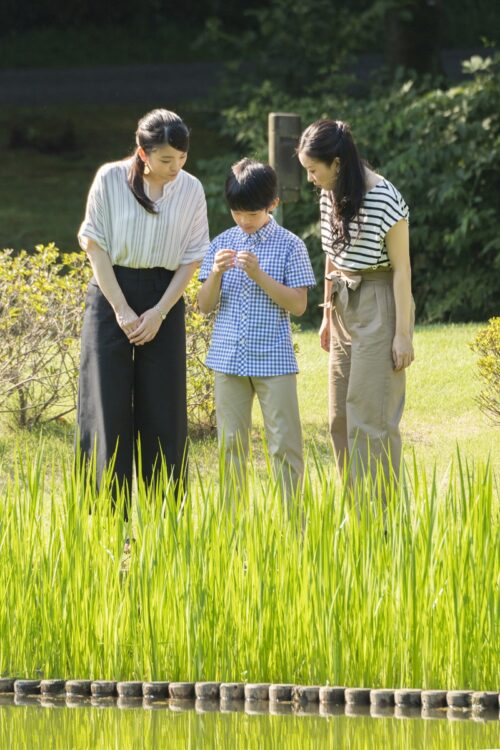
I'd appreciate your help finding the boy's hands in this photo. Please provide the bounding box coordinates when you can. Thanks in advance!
[212,249,236,275]
[236,251,260,280]
[212,249,261,282]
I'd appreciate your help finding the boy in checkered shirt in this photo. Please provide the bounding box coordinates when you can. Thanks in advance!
[198,158,316,497]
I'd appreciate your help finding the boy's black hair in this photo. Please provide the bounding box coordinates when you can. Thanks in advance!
[225,158,278,211]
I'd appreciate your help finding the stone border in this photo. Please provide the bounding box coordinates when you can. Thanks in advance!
[0,679,497,721]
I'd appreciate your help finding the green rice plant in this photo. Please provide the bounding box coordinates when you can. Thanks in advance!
[0,444,498,691]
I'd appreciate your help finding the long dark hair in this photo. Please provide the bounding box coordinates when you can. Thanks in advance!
[225,158,278,211]
[298,119,365,253]
[127,109,190,214]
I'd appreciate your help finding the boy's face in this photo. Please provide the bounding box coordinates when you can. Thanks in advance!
[231,199,278,235]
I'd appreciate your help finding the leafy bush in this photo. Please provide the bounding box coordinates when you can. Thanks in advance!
[0,244,216,433]
[0,244,89,427]
[471,317,500,425]
[202,54,500,324]
[184,279,216,434]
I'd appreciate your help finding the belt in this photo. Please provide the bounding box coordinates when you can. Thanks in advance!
[325,271,361,310]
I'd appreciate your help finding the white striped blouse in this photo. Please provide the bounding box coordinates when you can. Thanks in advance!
[320,178,409,270]
[78,158,210,269]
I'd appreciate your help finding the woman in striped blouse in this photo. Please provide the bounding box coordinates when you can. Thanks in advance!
[77,109,209,514]
[298,119,414,497]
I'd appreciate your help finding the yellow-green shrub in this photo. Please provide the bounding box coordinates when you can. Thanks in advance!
[471,317,500,424]
[0,244,215,432]
[0,244,89,427]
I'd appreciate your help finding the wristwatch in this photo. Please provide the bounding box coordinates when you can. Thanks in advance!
[155,305,167,321]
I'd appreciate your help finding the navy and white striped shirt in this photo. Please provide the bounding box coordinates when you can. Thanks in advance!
[320,178,409,270]
[199,217,316,377]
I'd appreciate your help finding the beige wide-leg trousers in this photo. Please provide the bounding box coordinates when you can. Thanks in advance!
[215,372,304,498]
[328,268,413,488]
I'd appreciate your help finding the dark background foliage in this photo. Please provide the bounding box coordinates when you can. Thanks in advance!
[1,0,498,324]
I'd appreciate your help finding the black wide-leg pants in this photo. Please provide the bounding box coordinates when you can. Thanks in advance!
[77,266,187,506]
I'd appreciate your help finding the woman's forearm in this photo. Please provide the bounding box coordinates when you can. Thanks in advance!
[322,255,334,314]
[393,266,412,336]
[156,261,199,316]
[85,239,128,314]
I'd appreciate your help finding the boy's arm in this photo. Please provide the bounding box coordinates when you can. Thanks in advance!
[197,248,236,314]
[237,251,307,316]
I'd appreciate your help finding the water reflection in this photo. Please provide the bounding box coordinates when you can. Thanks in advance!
[0,699,498,750]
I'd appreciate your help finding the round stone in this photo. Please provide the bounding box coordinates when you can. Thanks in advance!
[370,689,395,706]
[447,690,473,708]
[117,696,143,709]
[169,682,195,699]
[422,706,447,720]
[14,694,40,706]
[91,696,117,708]
[220,683,245,701]
[195,682,220,700]
[65,680,92,696]
[320,703,345,717]
[394,688,422,707]
[143,682,169,699]
[169,698,195,712]
[195,698,219,713]
[395,705,422,720]
[220,698,245,713]
[91,681,117,697]
[319,686,345,705]
[471,691,499,711]
[14,680,41,696]
[293,702,320,716]
[0,679,16,693]
[65,696,91,708]
[345,688,371,705]
[292,685,321,704]
[345,703,371,717]
[269,701,293,715]
[421,690,448,709]
[117,681,143,698]
[371,705,395,719]
[244,698,269,714]
[40,679,66,695]
[244,684,270,701]
[269,684,295,702]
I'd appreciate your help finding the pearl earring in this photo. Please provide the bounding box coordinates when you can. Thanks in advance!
[144,162,151,175]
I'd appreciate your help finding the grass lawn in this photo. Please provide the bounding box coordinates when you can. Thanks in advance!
[4,322,494,484]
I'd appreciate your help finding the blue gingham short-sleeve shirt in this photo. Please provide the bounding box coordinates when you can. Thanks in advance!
[199,217,316,377]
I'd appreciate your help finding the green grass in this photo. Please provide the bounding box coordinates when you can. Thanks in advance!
[0,323,497,479]
[194,322,499,479]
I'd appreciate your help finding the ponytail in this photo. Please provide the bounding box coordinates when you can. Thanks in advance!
[128,153,156,214]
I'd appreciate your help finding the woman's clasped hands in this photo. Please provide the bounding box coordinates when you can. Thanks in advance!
[115,304,164,346]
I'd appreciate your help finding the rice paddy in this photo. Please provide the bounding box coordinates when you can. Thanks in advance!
[0,445,497,690]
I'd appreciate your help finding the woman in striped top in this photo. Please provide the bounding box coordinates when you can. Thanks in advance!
[77,109,209,513]
[298,119,414,496]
